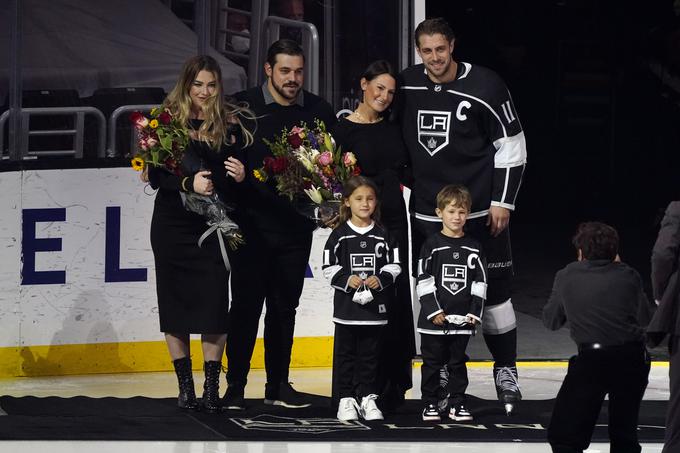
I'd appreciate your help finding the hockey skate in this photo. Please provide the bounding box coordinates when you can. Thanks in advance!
[493,366,522,416]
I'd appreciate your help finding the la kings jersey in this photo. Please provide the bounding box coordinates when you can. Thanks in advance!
[398,63,527,221]
[322,221,401,325]
[416,232,487,335]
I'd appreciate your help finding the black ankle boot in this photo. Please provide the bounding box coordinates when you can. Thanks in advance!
[202,360,222,413]
[172,357,199,410]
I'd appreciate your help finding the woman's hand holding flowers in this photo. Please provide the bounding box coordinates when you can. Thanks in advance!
[193,170,214,195]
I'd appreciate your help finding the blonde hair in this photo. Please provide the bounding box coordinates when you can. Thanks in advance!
[436,184,471,212]
[163,55,255,149]
[338,176,381,225]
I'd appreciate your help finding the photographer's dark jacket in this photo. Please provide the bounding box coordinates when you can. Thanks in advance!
[543,259,648,345]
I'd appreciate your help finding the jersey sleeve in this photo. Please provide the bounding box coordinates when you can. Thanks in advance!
[416,240,443,320]
[484,78,527,211]
[467,249,487,322]
[375,233,402,291]
[322,231,352,293]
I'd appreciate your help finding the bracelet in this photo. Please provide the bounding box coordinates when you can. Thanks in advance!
[181,176,190,192]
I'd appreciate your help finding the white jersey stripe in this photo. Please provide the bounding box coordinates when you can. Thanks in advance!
[482,299,516,335]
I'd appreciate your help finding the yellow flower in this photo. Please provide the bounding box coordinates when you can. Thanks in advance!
[131,157,145,171]
[253,169,266,182]
[149,119,159,129]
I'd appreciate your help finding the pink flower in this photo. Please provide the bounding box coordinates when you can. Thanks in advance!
[317,151,333,166]
[342,152,357,167]
[146,136,158,148]
[290,126,304,135]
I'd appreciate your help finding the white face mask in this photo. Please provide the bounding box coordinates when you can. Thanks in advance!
[352,284,374,305]
[231,29,250,53]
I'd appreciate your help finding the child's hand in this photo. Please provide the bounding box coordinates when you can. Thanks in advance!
[466,316,478,326]
[431,313,446,326]
[364,275,381,289]
[348,275,363,289]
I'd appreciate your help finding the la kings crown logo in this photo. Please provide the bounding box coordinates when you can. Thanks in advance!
[441,264,467,296]
[417,110,451,156]
[351,254,375,280]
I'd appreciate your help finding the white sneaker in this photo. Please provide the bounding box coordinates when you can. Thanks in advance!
[449,404,473,422]
[359,394,384,421]
[337,397,359,421]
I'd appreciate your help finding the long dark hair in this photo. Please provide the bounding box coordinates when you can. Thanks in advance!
[338,176,381,225]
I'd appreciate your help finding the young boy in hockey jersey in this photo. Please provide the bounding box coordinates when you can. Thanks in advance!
[417,185,487,422]
[322,176,402,421]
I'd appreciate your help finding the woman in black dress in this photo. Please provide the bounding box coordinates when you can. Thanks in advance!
[331,60,415,412]
[146,55,252,412]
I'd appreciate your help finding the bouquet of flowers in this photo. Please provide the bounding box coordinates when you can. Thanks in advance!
[129,107,189,174]
[254,119,360,221]
[130,108,243,259]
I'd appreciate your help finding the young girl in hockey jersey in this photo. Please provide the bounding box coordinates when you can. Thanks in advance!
[322,176,402,421]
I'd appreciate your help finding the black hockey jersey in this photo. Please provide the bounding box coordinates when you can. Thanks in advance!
[322,221,401,325]
[398,63,527,221]
[416,232,487,335]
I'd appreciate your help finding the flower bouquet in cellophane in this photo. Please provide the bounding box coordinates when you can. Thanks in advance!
[129,108,189,175]
[254,119,360,226]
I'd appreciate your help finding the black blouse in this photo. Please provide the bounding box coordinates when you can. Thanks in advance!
[331,117,408,229]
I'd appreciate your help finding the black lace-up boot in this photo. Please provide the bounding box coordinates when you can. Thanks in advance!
[202,361,222,413]
[172,357,199,410]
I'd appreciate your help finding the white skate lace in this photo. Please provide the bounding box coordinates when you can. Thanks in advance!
[495,366,520,393]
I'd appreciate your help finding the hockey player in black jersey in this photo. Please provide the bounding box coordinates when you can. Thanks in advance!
[322,176,401,421]
[417,185,487,422]
[397,18,526,414]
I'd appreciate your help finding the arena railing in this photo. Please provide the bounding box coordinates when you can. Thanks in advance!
[0,106,106,159]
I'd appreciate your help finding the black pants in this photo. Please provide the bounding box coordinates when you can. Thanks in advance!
[412,215,517,367]
[664,335,680,453]
[333,323,384,398]
[547,344,650,453]
[226,226,313,387]
[420,334,471,405]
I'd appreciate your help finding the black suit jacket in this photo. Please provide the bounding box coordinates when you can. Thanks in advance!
[648,201,680,346]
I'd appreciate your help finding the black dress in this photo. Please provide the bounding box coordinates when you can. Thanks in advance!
[331,117,415,410]
[149,120,239,334]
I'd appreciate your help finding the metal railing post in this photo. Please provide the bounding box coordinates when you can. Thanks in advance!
[8,0,23,161]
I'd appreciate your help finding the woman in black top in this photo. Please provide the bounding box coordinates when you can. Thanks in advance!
[146,55,252,412]
[331,60,415,412]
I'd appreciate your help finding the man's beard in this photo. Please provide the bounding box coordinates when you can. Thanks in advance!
[272,78,301,101]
